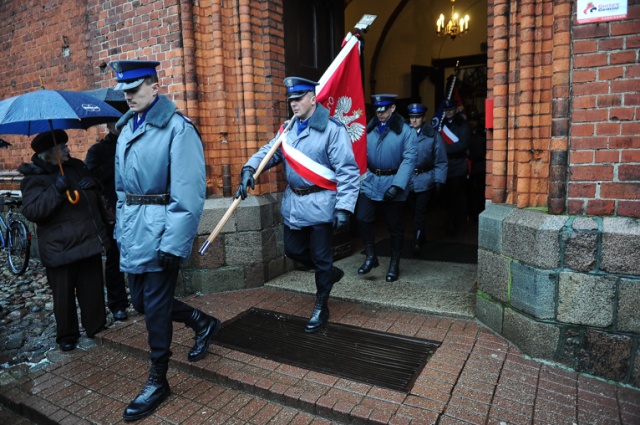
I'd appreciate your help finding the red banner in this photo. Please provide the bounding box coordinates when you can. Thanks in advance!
[316,34,367,175]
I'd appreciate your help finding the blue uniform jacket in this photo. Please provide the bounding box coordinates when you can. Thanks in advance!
[409,123,448,193]
[245,103,360,230]
[361,112,417,201]
[114,95,206,273]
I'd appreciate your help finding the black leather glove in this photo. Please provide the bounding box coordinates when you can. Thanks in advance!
[78,177,96,190]
[333,209,350,231]
[235,166,256,200]
[54,175,69,193]
[383,185,400,201]
[158,250,182,270]
[435,182,445,196]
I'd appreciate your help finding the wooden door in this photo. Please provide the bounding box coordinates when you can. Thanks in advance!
[283,0,345,81]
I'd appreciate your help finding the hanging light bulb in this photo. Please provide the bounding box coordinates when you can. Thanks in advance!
[436,0,470,40]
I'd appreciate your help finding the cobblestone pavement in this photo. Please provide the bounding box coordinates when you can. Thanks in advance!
[0,254,57,370]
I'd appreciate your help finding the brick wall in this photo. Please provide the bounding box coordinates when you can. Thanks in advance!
[0,0,98,170]
[0,0,288,197]
[488,0,640,218]
[568,7,640,218]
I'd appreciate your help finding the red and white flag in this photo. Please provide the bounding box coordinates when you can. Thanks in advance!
[316,34,367,175]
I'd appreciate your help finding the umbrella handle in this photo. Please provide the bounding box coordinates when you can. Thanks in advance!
[66,189,80,204]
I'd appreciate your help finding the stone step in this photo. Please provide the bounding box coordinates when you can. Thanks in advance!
[265,254,477,318]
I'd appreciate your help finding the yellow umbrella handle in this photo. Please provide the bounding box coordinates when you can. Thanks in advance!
[47,119,81,205]
[66,189,80,204]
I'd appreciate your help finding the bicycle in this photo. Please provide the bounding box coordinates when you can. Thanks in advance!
[0,192,32,275]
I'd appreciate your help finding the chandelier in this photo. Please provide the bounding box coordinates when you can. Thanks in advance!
[436,0,470,40]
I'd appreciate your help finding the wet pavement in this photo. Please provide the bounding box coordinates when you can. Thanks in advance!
[0,254,57,370]
[1,251,639,424]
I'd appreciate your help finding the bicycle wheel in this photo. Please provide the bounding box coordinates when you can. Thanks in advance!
[7,220,31,275]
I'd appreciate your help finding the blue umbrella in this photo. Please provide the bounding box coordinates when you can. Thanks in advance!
[0,89,122,136]
[0,89,123,204]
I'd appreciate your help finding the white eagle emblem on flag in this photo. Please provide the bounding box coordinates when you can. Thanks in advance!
[333,96,365,143]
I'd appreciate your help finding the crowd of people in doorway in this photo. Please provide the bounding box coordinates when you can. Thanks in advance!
[14,59,486,421]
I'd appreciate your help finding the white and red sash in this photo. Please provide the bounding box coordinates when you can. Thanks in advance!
[441,124,460,145]
[280,139,337,191]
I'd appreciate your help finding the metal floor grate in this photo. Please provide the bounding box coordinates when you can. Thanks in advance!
[216,308,440,392]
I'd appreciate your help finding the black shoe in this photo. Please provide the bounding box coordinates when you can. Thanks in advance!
[123,364,170,421]
[113,310,128,321]
[386,258,400,282]
[412,230,424,255]
[59,338,77,352]
[332,267,344,284]
[358,256,379,274]
[305,296,329,333]
[188,312,221,362]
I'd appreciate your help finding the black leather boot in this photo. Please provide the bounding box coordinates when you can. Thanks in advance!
[386,257,400,282]
[123,362,170,421]
[187,310,221,362]
[332,266,345,284]
[358,244,379,274]
[305,295,329,333]
[412,230,424,255]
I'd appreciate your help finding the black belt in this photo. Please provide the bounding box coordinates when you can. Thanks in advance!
[368,168,398,176]
[447,152,467,159]
[290,186,324,196]
[414,165,434,175]
[126,193,170,205]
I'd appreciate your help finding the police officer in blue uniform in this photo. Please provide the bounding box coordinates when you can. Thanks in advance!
[356,94,417,281]
[406,103,448,254]
[109,60,221,421]
[236,77,360,333]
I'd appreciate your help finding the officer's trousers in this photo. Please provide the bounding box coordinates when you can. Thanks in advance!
[104,227,128,313]
[355,194,404,255]
[283,223,334,297]
[46,254,106,343]
[411,189,433,233]
[128,269,195,364]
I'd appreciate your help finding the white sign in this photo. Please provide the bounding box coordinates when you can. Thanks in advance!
[577,0,627,23]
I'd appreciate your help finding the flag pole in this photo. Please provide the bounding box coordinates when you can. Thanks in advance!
[198,119,294,255]
[199,14,377,255]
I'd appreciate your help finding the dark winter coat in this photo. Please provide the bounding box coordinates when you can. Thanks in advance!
[442,113,471,179]
[18,156,109,268]
[85,132,117,209]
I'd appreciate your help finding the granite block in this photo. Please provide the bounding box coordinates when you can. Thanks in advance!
[601,217,640,276]
[557,272,616,327]
[577,330,633,382]
[503,308,560,360]
[510,262,557,320]
[502,209,567,269]
[477,249,510,303]
[563,229,598,272]
[475,294,503,333]
[618,278,640,333]
[478,203,515,254]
